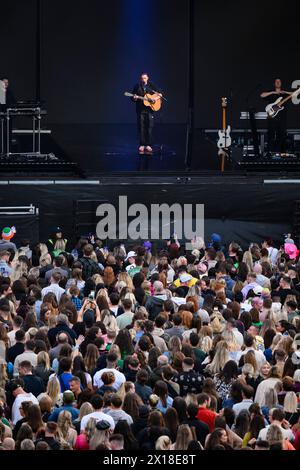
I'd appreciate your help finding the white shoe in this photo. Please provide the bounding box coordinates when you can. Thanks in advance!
[145,146,153,154]
[139,146,145,154]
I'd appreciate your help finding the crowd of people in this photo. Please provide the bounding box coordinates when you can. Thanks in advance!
[0,226,300,451]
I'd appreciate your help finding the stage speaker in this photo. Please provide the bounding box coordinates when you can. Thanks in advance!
[230,146,243,164]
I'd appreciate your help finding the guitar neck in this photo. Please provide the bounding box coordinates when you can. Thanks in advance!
[126,93,152,102]
[279,88,300,106]
[222,107,226,131]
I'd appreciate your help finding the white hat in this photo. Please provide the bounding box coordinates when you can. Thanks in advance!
[253,285,263,296]
[125,251,137,261]
[179,273,192,283]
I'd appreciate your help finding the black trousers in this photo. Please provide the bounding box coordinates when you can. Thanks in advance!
[137,111,154,146]
[267,118,287,153]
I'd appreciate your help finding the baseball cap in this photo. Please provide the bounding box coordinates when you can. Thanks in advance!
[179,273,192,283]
[125,251,137,261]
[96,420,112,431]
[253,285,263,296]
[211,233,221,243]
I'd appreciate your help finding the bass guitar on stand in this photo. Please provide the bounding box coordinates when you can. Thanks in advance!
[217,97,232,172]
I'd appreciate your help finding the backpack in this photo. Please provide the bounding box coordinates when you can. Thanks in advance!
[80,257,101,280]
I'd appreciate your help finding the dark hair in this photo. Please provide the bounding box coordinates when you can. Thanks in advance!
[16,329,26,342]
[164,407,179,442]
[109,293,120,306]
[197,393,210,405]
[172,397,188,423]
[122,299,133,310]
[13,315,24,327]
[219,360,238,383]
[255,440,270,449]
[244,334,254,348]
[187,403,199,420]
[91,394,104,410]
[153,381,168,408]
[234,410,250,438]
[205,428,227,450]
[114,329,133,355]
[172,314,182,326]
[25,340,35,351]
[114,420,137,450]
[249,414,265,440]
[111,394,123,408]
[136,369,149,385]
[271,408,285,422]
[59,357,72,372]
[242,384,254,399]
[263,328,276,349]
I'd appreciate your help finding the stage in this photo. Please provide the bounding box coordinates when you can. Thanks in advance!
[1,0,300,248]
[0,170,299,250]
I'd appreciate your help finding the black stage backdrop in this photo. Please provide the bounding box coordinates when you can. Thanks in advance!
[1,181,295,247]
[1,0,299,128]
[41,0,189,125]
[194,0,300,129]
[0,1,36,100]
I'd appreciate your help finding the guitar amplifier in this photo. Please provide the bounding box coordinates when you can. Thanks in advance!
[294,134,300,151]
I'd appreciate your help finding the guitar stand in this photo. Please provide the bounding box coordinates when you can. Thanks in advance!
[218,148,228,173]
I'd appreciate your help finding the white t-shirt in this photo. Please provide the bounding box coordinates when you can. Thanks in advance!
[267,247,279,266]
[258,424,294,442]
[93,368,126,390]
[237,347,266,370]
[12,392,39,424]
[80,410,115,432]
[8,329,18,347]
[41,284,65,303]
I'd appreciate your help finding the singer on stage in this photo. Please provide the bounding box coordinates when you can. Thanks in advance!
[132,73,162,155]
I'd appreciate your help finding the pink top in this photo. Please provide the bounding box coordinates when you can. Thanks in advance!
[74,433,89,451]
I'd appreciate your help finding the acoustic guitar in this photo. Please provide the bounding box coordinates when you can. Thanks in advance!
[124,92,162,112]
[265,87,300,118]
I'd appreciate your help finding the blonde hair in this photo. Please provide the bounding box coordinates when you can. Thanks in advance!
[185,393,198,406]
[39,242,49,258]
[40,253,52,267]
[266,424,283,445]
[89,427,112,450]
[37,351,50,370]
[244,350,258,375]
[222,329,240,352]
[0,364,8,389]
[124,292,136,307]
[118,272,134,290]
[84,417,97,442]
[57,410,73,440]
[283,391,298,413]
[200,335,213,354]
[241,363,255,379]
[206,340,229,375]
[270,334,282,351]
[10,257,29,281]
[46,376,61,406]
[92,274,104,286]
[109,344,121,360]
[243,250,253,272]
[174,424,193,450]
[275,336,293,355]
[155,435,172,450]
[78,402,93,421]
